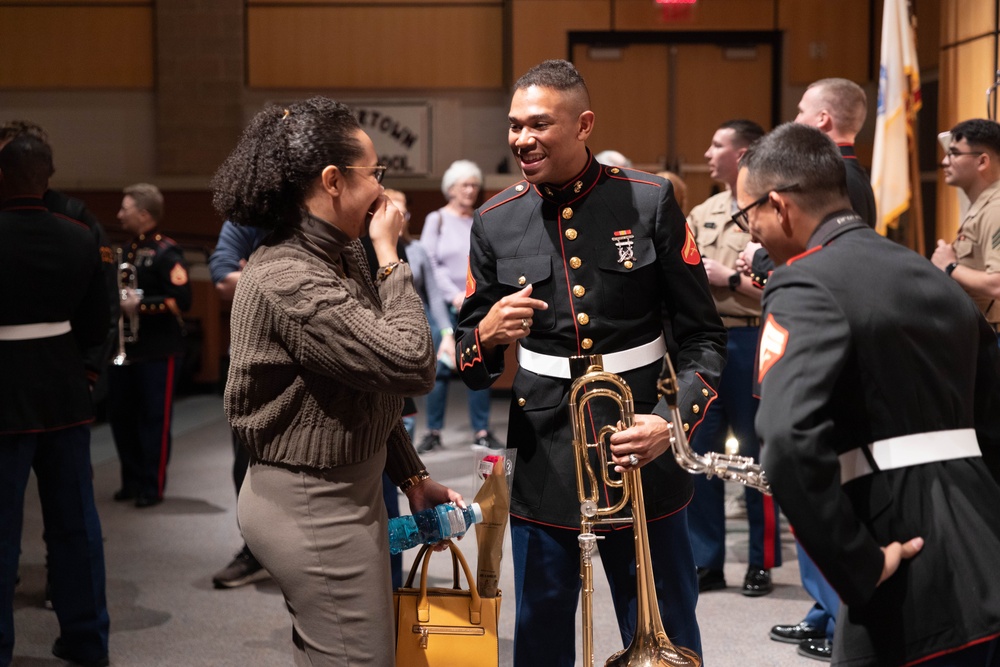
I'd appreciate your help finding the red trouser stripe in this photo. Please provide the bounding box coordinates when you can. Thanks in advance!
[157,355,175,496]
[761,493,777,570]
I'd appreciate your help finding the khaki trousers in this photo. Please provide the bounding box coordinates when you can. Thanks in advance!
[239,450,393,667]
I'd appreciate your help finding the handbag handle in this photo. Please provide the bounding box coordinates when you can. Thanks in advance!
[402,543,460,590]
[416,540,483,625]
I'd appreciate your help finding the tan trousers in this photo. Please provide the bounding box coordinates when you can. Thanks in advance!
[239,450,393,667]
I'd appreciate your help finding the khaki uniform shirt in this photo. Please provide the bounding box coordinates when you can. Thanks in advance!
[954,179,1000,323]
[688,189,760,320]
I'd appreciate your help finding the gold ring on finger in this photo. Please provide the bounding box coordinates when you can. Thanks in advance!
[521,318,529,330]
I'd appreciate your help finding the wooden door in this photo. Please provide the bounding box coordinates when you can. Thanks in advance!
[572,38,775,209]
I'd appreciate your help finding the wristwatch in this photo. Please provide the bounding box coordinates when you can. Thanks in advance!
[728,272,741,291]
[945,261,959,277]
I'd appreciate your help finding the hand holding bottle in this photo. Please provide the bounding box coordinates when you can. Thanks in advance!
[388,502,484,555]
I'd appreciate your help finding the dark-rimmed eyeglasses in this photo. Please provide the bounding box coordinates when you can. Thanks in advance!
[944,149,985,160]
[731,183,800,232]
[343,164,388,184]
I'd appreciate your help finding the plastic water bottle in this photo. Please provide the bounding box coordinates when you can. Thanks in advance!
[388,502,483,555]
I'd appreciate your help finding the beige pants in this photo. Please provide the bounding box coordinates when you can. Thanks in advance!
[239,451,393,667]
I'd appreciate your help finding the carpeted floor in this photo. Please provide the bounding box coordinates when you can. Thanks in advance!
[13,384,817,666]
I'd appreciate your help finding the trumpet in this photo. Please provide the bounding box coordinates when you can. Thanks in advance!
[112,247,142,366]
[657,355,771,495]
[568,355,701,667]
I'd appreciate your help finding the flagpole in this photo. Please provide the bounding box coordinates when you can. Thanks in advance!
[905,0,924,256]
[907,128,925,255]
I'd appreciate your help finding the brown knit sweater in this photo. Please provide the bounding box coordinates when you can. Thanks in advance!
[224,213,434,486]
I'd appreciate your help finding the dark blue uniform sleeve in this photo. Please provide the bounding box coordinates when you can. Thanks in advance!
[756,274,884,607]
[77,205,119,383]
[456,209,508,389]
[71,239,113,352]
[650,184,727,432]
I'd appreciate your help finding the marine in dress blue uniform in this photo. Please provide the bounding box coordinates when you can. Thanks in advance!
[0,135,111,667]
[759,82,879,656]
[108,185,192,507]
[455,60,725,666]
[686,120,782,597]
[744,123,1000,666]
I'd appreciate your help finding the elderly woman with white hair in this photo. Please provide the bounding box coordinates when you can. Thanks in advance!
[416,159,499,453]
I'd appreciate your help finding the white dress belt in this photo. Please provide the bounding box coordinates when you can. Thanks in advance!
[0,321,72,341]
[839,428,981,485]
[516,334,667,379]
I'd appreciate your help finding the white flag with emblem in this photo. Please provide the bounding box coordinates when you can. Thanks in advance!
[871,0,921,235]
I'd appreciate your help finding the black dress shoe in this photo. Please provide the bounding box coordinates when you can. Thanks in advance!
[416,432,442,454]
[696,567,726,592]
[112,488,135,502]
[52,637,109,667]
[769,621,827,644]
[797,637,832,662]
[741,566,773,597]
[135,494,162,508]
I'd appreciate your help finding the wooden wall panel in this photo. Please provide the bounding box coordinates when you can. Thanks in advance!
[511,0,611,81]
[0,6,153,89]
[674,43,773,207]
[249,0,484,3]
[915,0,941,69]
[571,40,772,209]
[935,35,998,241]
[572,43,670,166]
[614,0,776,32]
[0,0,140,4]
[247,5,503,89]
[940,0,995,45]
[779,0,869,84]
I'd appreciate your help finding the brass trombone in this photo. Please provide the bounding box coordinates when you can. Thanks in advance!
[657,356,771,495]
[568,355,700,667]
[567,353,771,667]
[112,247,141,366]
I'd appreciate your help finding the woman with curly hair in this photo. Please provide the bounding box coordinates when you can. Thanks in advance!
[212,97,463,666]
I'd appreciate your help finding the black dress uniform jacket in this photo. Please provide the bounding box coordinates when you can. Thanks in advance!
[122,230,192,362]
[839,144,877,229]
[457,152,727,527]
[756,212,1000,666]
[43,189,119,393]
[0,196,110,433]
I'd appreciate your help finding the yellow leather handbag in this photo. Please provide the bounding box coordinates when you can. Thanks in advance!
[393,540,500,667]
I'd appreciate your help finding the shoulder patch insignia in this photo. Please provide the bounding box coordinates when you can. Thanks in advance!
[465,260,476,298]
[758,313,788,383]
[170,262,189,286]
[681,224,701,265]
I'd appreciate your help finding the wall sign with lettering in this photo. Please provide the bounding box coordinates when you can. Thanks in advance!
[350,103,431,177]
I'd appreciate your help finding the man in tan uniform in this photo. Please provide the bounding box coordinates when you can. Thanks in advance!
[686,119,783,598]
[932,118,1000,335]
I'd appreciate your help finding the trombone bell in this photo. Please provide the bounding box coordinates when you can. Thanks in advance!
[568,354,701,667]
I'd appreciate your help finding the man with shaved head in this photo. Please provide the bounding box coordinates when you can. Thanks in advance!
[742,78,877,294]
[794,78,876,226]
[456,59,726,666]
[762,77,879,661]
